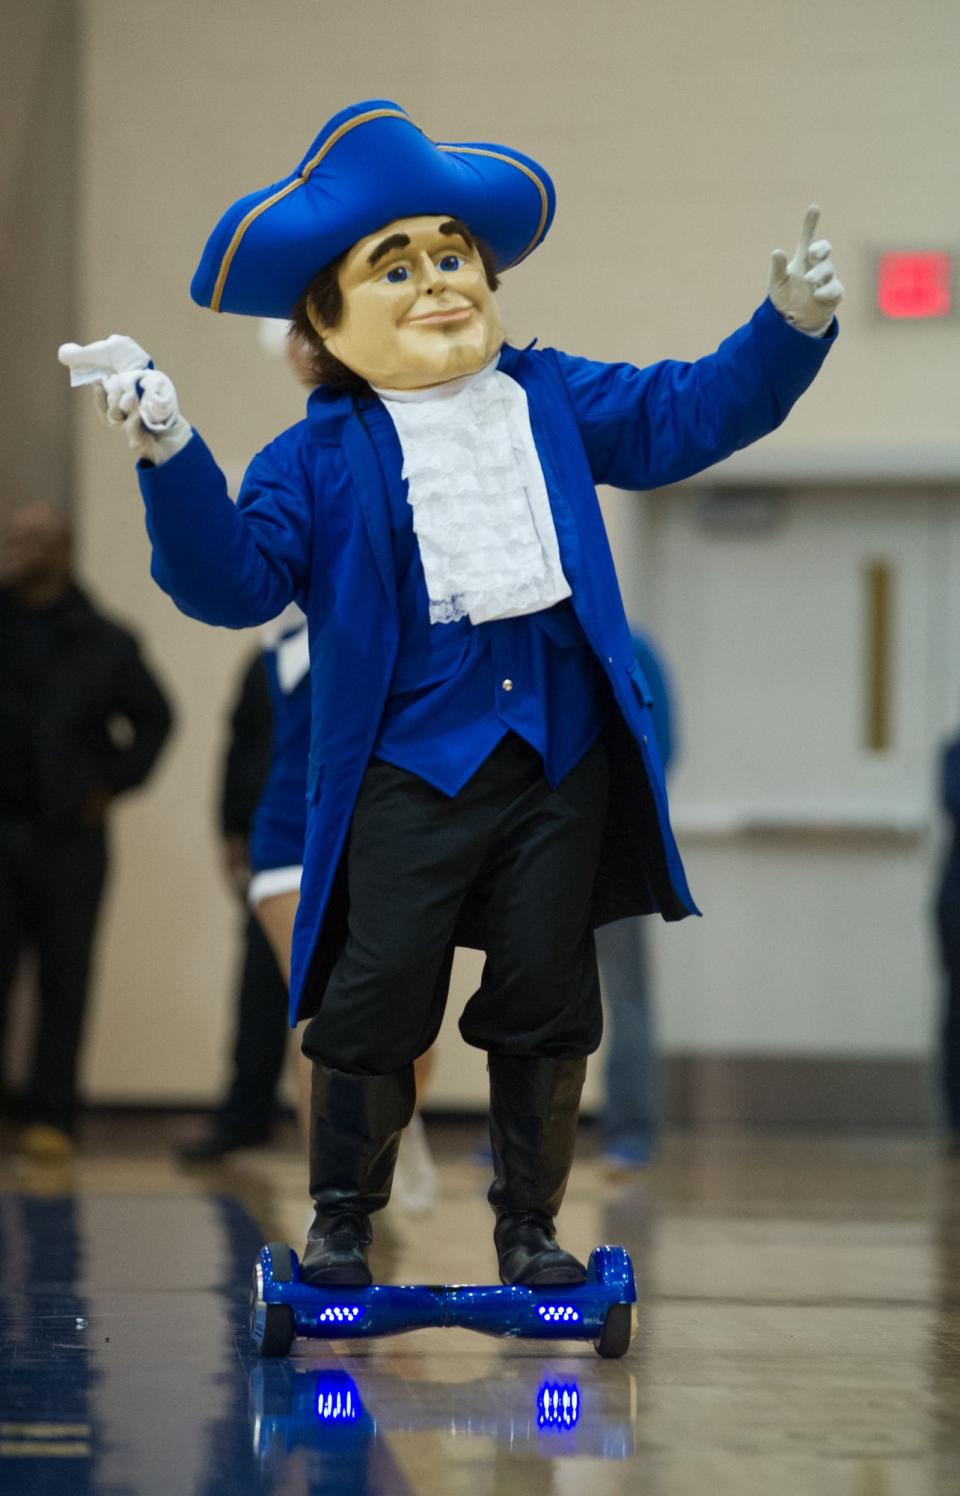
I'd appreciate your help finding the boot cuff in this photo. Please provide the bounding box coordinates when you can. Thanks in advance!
[487,1053,587,1118]
[311,1063,417,1137]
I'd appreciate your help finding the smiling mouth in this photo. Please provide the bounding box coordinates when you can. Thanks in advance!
[405,306,474,326]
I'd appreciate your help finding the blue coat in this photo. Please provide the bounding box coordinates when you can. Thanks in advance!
[140,298,834,1022]
[631,630,675,773]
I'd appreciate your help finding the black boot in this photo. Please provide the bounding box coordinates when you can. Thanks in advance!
[300,1062,416,1287]
[487,1053,588,1286]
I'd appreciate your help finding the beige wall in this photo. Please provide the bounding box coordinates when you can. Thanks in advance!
[1,1,78,522]
[69,0,960,1103]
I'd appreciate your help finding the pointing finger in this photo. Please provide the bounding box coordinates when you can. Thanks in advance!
[58,339,117,373]
[58,334,151,375]
[795,204,821,263]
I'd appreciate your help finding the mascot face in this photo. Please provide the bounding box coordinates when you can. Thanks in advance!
[317,215,504,389]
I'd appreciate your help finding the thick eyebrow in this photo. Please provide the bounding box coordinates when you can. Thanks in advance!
[439,219,475,248]
[367,232,411,267]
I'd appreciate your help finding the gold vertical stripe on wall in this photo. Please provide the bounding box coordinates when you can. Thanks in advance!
[864,560,894,752]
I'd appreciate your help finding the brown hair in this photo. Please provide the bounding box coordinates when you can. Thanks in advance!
[288,221,500,393]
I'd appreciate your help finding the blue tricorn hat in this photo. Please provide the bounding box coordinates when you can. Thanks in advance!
[191,99,556,319]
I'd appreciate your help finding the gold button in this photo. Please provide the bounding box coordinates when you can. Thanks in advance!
[501,678,514,692]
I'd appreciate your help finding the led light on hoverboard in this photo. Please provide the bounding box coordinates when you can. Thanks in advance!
[536,1304,581,1322]
[315,1376,362,1424]
[537,1381,581,1429]
[315,1304,365,1324]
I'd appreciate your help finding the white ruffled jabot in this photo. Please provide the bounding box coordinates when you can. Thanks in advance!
[372,358,571,626]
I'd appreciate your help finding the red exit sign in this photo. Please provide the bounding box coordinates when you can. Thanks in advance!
[876,251,953,321]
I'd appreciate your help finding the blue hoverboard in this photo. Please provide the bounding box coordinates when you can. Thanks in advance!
[249,1242,637,1359]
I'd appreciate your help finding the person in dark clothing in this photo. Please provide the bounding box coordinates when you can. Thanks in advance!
[178,651,292,1162]
[934,728,960,1152]
[0,500,173,1156]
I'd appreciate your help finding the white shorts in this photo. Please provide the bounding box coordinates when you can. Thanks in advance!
[248,865,303,907]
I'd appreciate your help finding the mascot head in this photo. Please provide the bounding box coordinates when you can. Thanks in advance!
[292,213,503,390]
[191,101,555,390]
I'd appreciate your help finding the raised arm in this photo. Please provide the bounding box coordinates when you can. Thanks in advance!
[553,205,842,491]
[58,335,311,627]
[58,335,193,465]
[140,437,312,627]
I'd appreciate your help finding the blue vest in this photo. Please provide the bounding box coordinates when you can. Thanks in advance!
[361,402,607,794]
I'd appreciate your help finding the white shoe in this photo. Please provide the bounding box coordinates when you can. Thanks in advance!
[391,1113,438,1214]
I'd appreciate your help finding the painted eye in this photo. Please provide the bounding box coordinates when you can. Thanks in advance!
[438,254,465,273]
[384,265,409,284]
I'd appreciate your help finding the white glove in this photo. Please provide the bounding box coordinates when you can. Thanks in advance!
[58,334,192,464]
[768,205,844,335]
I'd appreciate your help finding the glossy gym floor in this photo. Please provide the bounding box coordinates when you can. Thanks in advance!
[1,1121,958,1495]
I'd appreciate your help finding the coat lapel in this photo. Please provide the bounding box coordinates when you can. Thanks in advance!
[340,406,399,615]
[307,385,397,614]
[499,345,586,608]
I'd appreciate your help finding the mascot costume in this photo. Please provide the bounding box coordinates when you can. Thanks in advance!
[60,100,841,1290]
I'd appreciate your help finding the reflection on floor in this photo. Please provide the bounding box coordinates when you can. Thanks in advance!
[1,1120,959,1494]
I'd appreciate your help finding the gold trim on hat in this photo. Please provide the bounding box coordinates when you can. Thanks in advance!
[436,145,550,268]
[209,114,550,312]
[210,107,408,312]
